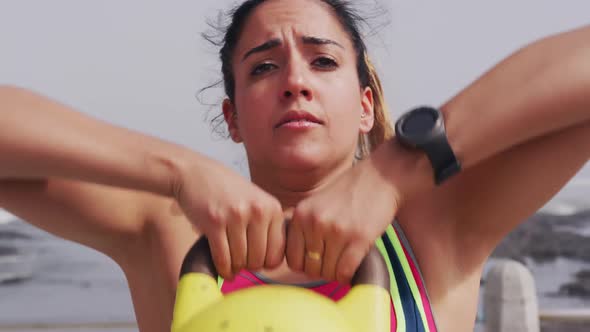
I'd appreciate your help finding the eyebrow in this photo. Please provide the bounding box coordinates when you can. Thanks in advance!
[241,36,344,62]
[302,36,344,49]
[242,39,282,62]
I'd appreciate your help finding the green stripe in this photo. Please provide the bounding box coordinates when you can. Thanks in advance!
[217,275,224,289]
[376,233,405,332]
[385,226,430,332]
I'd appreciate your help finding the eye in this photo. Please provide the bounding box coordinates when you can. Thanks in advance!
[250,62,277,76]
[312,56,338,69]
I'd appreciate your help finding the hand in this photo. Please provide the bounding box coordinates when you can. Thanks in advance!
[175,158,285,280]
[286,159,402,284]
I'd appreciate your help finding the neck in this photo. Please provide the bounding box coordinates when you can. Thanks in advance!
[248,157,355,210]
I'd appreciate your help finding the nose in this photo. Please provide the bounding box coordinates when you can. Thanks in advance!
[281,58,313,101]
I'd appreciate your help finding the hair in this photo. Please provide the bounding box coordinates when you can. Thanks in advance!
[203,0,394,159]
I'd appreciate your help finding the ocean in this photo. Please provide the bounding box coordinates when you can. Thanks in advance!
[0,214,136,331]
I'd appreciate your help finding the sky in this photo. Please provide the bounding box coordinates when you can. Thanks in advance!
[0,0,588,205]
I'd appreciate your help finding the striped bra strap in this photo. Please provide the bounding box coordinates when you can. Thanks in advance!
[376,223,438,332]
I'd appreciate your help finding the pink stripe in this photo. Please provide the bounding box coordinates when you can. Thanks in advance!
[395,229,437,331]
[220,271,261,293]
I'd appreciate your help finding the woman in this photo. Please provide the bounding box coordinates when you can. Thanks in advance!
[1,0,589,331]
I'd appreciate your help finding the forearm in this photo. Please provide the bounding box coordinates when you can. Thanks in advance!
[371,24,590,201]
[444,24,590,169]
[0,86,208,197]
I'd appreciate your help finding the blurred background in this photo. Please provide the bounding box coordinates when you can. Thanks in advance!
[0,0,588,331]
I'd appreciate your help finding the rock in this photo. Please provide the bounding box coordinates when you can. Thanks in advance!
[0,246,18,256]
[492,210,590,263]
[558,282,590,297]
[558,268,590,298]
[575,269,590,280]
[0,248,35,284]
[0,230,32,240]
[490,210,590,298]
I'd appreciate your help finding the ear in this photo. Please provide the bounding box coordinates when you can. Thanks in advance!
[359,86,375,134]
[222,98,243,143]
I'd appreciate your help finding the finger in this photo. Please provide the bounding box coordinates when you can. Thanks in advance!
[304,241,324,278]
[246,218,268,271]
[226,221,248,275]
[321,235,347,281]
[265,208,287,269]
[303,222,324,278]
[286,220,305,272]
[208,229,233,280]
[335,242,369,284]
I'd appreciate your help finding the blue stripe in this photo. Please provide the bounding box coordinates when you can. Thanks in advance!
[381,233,426,332]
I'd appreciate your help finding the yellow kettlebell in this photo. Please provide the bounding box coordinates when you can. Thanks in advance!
[171,238,391,332]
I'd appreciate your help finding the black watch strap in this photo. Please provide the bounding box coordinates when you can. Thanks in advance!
[423,135,461,185]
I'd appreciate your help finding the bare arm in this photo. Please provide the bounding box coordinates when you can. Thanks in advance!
[0,86,195,193]
[0,86,286,277]
[371,24,590,262]
[0,86,209,261]
[445,24,590,170]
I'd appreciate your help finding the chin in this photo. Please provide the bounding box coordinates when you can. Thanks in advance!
[272,147,330,172]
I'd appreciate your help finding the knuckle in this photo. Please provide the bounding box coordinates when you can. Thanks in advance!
[294,200,314,216]
[357,229,374,245]
[205,206,225,228]
[291,207,306,224]
[308,211,328,230]
[346,223,368,241]
[249,202,266,224]
[272,200,283,214]
[229,202,248,224]
[329,222,347,237]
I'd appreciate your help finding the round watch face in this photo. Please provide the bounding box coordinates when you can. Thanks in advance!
[401,107,438,139]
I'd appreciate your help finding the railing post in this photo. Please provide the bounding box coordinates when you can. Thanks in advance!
[483,259,540,332]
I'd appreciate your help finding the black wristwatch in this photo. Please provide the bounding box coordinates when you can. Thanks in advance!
[394,106,461,185]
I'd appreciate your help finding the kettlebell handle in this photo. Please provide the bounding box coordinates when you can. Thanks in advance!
[179,237,389,291]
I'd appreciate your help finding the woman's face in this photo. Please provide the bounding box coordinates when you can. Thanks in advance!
[224,0,374,173]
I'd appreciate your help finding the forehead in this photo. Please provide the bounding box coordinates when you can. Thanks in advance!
[236,0,352,53]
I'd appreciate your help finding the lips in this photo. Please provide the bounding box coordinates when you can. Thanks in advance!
[275,110,324,128]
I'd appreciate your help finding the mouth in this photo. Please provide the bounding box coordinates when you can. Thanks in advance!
[275,110,324,129]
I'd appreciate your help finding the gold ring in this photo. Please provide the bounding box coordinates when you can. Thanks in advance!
[306,251,322,261]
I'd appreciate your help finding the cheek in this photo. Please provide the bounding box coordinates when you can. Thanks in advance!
[322,79,363,132]
[233,71,283,131]
[323,88,364,154]
[234,90,274,138]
